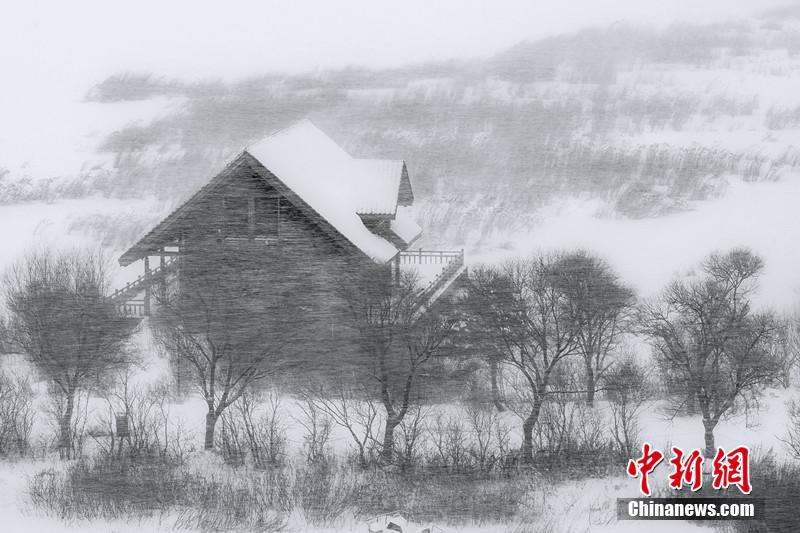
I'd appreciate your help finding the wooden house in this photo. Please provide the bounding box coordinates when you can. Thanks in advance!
[112,120,466,345]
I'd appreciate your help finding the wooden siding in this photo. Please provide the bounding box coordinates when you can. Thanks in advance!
[164,163,392,382]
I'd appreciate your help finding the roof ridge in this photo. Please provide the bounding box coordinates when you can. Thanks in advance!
[247,118,316,150]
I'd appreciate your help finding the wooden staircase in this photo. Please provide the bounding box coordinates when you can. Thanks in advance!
[398,249,467,316]
[110,256,178,318]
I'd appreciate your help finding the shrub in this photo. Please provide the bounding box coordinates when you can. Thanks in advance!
[292,460,364,527]
[0,371,35,457]
[396,405,429,471]
[530,395,614,475]
[780,399,800,461]
[217,391,287,469]
[28,451,558,529]
[28,455,292,531]
[89,373,194,463]
[293,399,332,465]
[428,413,470,471]
[605,357,649,460]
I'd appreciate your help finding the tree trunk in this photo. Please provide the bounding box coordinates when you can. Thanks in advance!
[686,381,698,415]
[59,389,76,460]
[204,411,218,450]
[490,360,505,412]
[381,418,398,462]
[585,359,596,407]
[356,443,367,468]
[521,398,544,464]
[703,419,716,459]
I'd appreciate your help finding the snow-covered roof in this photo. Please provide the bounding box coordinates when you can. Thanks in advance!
[390,206,423,246]
[119,119,418,266]
[352,159,405,215]
[246,119,412,263]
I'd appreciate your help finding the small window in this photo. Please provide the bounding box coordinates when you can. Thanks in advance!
[224,196,249,233]
[254,197,279,236]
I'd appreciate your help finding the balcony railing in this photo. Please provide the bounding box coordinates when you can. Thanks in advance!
[398,249,464,266]
[399,248,466,315]
[110,256,178,303]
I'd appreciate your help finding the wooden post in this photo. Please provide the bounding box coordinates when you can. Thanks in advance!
[394,253,401,286]
[177,235,183,292]
[159,248,167,303]
[248,197,255,238]
[221,197,227,236]
[277,198,282,241]
[144,256,151,316]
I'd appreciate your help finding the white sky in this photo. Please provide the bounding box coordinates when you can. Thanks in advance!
[0,0,791,178]
[1,0,794,87]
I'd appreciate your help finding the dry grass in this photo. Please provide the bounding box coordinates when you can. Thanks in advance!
[26,453,560,531]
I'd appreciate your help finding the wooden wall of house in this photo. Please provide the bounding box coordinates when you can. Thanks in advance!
[165,166,392,384]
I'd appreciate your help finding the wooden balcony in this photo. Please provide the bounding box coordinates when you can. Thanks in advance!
[111,256,178,318]
[110,256,178,303]
[398,248,466,315]
[112,248,467,319]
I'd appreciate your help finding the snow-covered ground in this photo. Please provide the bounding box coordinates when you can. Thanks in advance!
[0,324,791,533]
[6,386,780,532]
[471,175,800,311]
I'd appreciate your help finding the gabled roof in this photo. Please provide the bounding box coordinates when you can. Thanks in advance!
[247,120,413,217]
[119,119,421,266]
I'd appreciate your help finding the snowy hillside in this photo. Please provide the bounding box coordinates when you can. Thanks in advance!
[3,11,800,295]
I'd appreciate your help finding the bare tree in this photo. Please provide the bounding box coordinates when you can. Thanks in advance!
[639,248,783,457]
[218,389,286,468]
[0,371,35,456]
[772,311,800,388]
[151,246,302,450]
[293,398,332,464]
[604,355,650,459]
[779,399,800,461]
[396,404,429,470]
[466,254,580,464]
[338,268,458,462]
[550,251,635,406]
[301,380,381,467]
[3,248,134,459]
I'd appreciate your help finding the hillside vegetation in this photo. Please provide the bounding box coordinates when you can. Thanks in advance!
[3,11,800,249]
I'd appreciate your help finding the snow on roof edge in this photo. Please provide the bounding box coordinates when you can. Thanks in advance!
[246,120,406,264]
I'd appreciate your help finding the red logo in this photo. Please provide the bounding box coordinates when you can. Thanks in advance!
[627,444,752,495]
[668,446,704,491]
[712,446,752,494]
[627,442,664,496]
